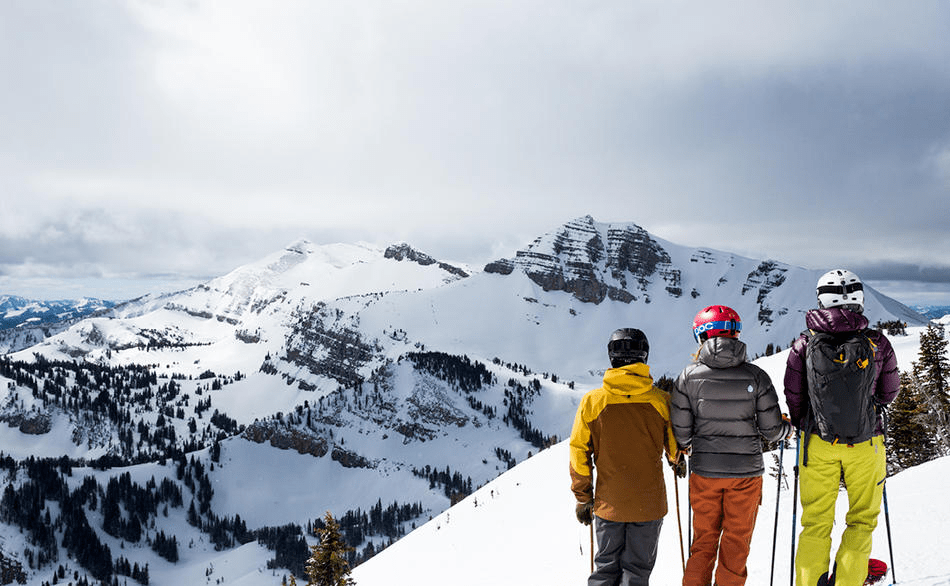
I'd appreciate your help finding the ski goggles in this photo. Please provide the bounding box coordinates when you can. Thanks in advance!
[817,282,863,296]
[693,320,741,342]
[608,338,648,353]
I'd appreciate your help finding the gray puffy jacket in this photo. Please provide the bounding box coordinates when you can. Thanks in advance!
[671,337,788,478]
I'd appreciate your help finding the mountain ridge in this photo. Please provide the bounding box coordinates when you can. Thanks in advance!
[0,215,932,585]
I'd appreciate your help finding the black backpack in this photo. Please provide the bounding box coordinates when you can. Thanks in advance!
[804,329,878,445]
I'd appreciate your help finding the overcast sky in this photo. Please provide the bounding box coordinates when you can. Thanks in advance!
[2,1,949,305]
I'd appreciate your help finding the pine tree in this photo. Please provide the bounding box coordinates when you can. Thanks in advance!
[885,371,941,472]
[919,323,950,392]
[916,323,950,451]
[304,512,355,586]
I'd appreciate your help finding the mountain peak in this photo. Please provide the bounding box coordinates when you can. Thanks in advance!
[284,239,315,256]
[484,216,679,303]
[384,242,437,265]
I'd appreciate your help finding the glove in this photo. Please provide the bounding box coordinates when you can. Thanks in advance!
[671,452,687,478]
[575,501,593,526]
[781,414,794,439]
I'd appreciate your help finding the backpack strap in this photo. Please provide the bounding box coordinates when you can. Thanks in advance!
[800,405,814,467]
[800,329,815,466]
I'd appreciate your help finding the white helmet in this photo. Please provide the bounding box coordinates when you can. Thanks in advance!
[816,269,864,312]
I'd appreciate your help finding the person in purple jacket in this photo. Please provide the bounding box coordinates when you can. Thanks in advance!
[784,269,900,586]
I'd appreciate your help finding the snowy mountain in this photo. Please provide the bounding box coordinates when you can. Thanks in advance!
[474,215,924,377]
[0,296,116,331]
[914,304,950,320]
[0,216,932,585]
[11,216,927,379]
[0,295,117,354]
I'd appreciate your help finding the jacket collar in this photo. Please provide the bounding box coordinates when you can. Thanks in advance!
[805,307,869,334]
[602,362,654,396]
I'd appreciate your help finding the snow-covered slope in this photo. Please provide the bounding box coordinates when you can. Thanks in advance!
[353,323,950,586]
[352,441,950,586]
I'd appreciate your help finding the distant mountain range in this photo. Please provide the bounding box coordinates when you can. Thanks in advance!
[0,295,116,329]
[0,295,117,354]
[914,305,950,320]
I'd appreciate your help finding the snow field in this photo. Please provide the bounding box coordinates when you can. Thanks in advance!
[351,438,950,586]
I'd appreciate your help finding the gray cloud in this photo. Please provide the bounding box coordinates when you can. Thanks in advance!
[1,1,949,302]
[851,262,950,284]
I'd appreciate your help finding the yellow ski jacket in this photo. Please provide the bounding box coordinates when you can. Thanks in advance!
[569,362,677,523]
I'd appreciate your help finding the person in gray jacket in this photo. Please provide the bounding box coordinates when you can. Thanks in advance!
[671,305,790,586]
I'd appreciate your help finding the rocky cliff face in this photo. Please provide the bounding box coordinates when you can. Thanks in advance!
[384,243,470,279]
[741,261,790,324]
[0,411,52,435]
[283,303,378,388]
[241,420,374,468]
[484,216,681,304]
[242,420,330,458]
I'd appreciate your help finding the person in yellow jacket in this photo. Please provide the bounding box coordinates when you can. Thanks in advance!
[570,328,678,586]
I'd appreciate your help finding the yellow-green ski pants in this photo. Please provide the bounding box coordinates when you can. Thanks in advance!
[795,434,886,586]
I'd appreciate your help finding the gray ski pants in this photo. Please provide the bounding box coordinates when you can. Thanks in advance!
[589,516,663,586]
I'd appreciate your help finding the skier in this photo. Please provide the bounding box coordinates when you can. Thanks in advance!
[570,328,678,586]
[784,269,900,586]
[671,305,791,586]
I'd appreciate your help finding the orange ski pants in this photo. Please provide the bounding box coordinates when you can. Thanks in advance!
[683,474,763,586]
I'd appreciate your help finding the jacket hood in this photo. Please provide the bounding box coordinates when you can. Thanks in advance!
[805,307,869,334]
[697,336,747,369]
[600,362,673,433]
[602,362,655,396]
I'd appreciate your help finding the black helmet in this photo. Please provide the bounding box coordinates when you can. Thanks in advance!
[607,328,649,368]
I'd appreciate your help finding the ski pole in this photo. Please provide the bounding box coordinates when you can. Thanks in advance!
[590,523,594,573]
[687,457,692,547]
[674,471,685,573]
[883,482,896,584]
[790,432,800,586]
[880,407,896,585]
[770,438,786,586]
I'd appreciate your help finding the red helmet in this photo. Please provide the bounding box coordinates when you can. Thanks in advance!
[692,305,741,342]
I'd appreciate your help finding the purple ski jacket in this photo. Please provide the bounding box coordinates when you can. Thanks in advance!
[783,307,900,435]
